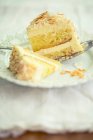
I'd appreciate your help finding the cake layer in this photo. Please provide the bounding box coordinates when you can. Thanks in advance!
[37,33,84,60]
[9,46,62,81]
[27,11,75,51]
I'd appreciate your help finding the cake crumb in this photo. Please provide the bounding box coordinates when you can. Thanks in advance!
[60,68,86,78]
[74,62,83,69]
[60,71,66,75]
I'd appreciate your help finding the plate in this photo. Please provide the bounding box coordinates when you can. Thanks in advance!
[0,31,93,88]
[0,32,93,136]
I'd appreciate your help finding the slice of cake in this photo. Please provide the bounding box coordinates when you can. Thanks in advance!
[27,11,83,59]
[27,11,75,52]
[9,46,62,81]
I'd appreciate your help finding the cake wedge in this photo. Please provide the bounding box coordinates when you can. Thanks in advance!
[9,46,62,81]
[27,11,75,52]
[27,11,83,60]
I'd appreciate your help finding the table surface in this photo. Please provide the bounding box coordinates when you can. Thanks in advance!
[0,0,93,139]
[2,132,93,140]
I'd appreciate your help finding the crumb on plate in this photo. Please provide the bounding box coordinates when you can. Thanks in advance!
[60,68,86,78]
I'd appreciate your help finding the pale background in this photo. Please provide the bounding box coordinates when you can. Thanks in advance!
[0,0,93,39]
[0,0,93,136]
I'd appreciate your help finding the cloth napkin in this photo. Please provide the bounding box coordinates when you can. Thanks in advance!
[0,78,93,137]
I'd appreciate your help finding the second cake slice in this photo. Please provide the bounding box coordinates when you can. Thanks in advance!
[9,46,62,81]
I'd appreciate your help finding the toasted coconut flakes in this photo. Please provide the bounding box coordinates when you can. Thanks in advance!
[60,71,66,75]
[60,69,86,78]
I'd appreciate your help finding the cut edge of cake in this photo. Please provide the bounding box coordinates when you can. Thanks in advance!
[36,32,84,60]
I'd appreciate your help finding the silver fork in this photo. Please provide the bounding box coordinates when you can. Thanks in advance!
[0,40,93,60]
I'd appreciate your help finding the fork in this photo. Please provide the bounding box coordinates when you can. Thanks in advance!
[0,40,93,60]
